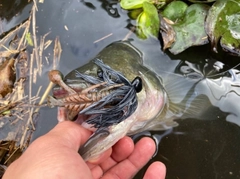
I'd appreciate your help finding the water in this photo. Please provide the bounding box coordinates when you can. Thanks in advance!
[2,1,240,178]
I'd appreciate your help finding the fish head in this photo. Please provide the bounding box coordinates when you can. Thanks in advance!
[50,41,168,161]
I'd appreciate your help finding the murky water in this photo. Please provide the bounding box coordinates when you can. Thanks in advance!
[2,1,240,178]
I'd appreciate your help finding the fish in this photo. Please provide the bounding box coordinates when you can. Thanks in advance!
[49,41,205,161]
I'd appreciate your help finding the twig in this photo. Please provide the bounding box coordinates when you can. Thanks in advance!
[17,20,31,51]
[0,21,28,48]
[29,53,33,105]
[16,78,25,101]
[93,33,113,43]
[122,26,135,41]
[32,6,40,75]
[32,0,38,11]
[20,109,33,148]
[20,53,34,148]
[10,114,24,125]
[0,45,19,54]
[0,101,20,114]
[34,82,54,113]
[35,37,62,112]
[33,66,38,83]
[0,147,9,150]
[53,37,62,69]
[39,32,51,75]
[44,40,52,50]
[4,147,20,165]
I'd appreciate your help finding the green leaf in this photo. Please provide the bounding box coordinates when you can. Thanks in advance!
[205,0,240,55]
[136,1,160,39]
[120,0,148,10]
[162,1,188,22]
[128,8,143,20]
[25,32,33,46]
[168,4,209,54]
[120,0,167,10]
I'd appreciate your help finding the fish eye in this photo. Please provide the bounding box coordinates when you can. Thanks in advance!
[131,77,142,93]
[97,69,103,78]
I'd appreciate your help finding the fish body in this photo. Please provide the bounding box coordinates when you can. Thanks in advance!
[51,41,181,161]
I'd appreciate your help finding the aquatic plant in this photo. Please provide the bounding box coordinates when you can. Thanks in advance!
[120,0,240,56]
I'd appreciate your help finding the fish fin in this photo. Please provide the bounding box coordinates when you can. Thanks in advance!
[78,128,110,161]
[163,73,212,120]
[47,95,64,108]
[149,120,179,131]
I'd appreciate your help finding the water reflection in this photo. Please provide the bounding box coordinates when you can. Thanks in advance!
[97,0,120,18]
[80,0,96,10]
[135,58,240,178]
[177,59,240,127]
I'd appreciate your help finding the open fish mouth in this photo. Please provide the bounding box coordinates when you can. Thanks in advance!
[48,58,142,128]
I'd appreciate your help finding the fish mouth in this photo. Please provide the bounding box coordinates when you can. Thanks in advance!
[51,59,140,126]
[52,77,92,98]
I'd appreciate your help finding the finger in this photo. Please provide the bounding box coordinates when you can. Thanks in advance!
[143,162,166,179]
[102,137,156,179]
[89,166,103,179]
[100,136,134,172]
[46,121,92,151]
[87,148,112,179]
[111,136,134,162]
[88,137,134,179]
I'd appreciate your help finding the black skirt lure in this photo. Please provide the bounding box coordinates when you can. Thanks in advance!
[74,58,142,128]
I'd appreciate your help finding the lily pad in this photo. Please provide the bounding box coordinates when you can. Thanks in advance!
[205,0,240,55]
[162,4,209,54]
[161,1,188,22]
[136,1,159,39]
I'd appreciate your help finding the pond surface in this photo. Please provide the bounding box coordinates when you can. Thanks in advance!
[2,1,240,178]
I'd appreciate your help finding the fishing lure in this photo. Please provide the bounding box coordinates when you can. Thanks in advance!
[48,58,142,128]
[77,59,142,128]
[48,81,124,113]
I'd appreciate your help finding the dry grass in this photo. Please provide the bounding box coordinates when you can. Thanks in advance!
[0,1,61,172]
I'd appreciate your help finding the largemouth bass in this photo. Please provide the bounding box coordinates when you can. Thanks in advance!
[48,41,196,161]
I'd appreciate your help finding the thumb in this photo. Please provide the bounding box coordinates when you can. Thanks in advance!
[46,121,92,151]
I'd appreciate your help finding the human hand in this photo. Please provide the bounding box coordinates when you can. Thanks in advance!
[3,121,166,179]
